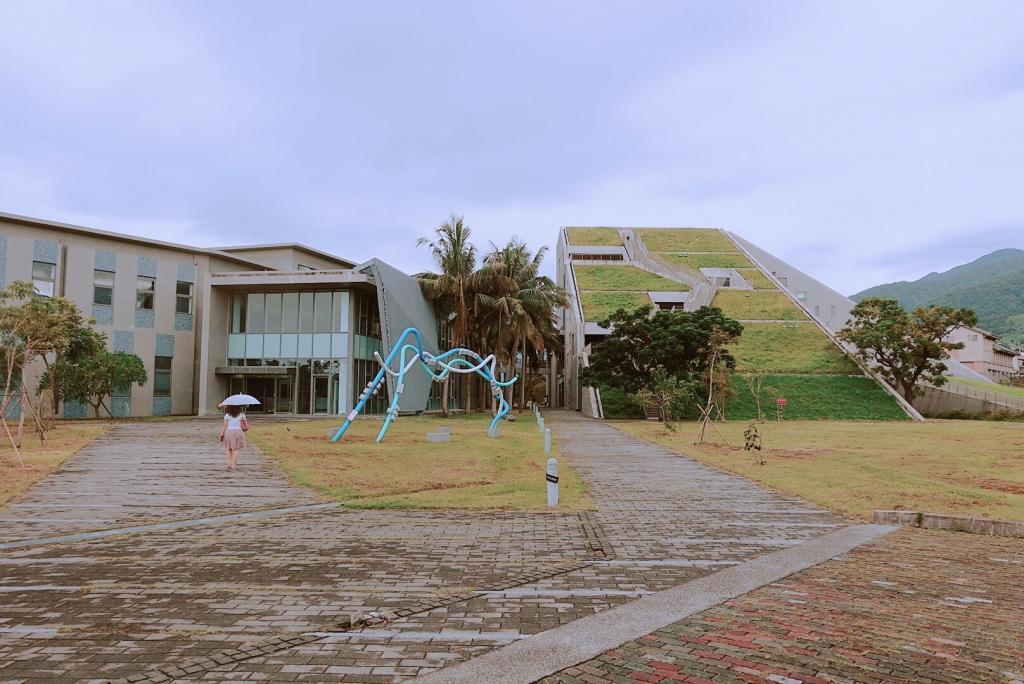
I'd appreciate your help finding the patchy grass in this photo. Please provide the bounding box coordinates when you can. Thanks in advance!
[725,374,908,421]
[0,422,109,508]
[613,419,1024,521]
[658,252,754,269]
[565,227,623,247]
[730,323,860,374]
[711,289,808,321]
[735,268,777,289]
[253,414,591,510]
[636,228,735,252]
[579,291,651,322]
[945,376,1024,400]
[574,265,689,292]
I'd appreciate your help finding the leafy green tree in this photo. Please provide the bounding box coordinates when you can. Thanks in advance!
[630,367,694,423]
[417,214,479,416]
[58,352,148,417]
[582,305,743,398]
[838,297,976,402]
[42,325,107,415]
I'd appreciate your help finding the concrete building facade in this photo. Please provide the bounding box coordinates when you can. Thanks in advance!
[946,325,1021,382]
[1,212,441,418]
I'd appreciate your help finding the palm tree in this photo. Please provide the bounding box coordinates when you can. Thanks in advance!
[477,238,566,410]
[416,215,478,416]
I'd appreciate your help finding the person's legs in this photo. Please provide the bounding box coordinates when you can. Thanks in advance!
[228,448,238,469]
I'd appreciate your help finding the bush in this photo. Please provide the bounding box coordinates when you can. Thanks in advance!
[598,386,645,419]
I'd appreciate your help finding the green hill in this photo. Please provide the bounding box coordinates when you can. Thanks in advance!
[852,248,1024,345]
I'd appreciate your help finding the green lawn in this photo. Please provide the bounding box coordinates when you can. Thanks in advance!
[253,414,591,510]
[711,289,808,320]
[730,323,860,374]
[725,374,908,421]
[658,252,754,269]
[946,376,1024,400]
[565,227,623,246]
[735,268,777,289]
[574,265,690,292]
[613,419,1024,521]
[636,228,735,252]
[579,291,651,322]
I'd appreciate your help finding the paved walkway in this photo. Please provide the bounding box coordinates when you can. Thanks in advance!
[0,421,315,543]
[545,527,1024,684]
[1,413,844,682]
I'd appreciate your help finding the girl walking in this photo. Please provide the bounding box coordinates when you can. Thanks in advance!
[219,404,248,469]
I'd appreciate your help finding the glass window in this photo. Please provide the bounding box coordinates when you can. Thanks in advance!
[93,269,114,306]
[154,356,172,397]
[796,291,807,301]
[246,293,265,333]
[32,261,56,297]
[175,281,193,314]
[299,292,314,332]
[265,293,282,333]
[297,264,316,271]
[231,293,246,333]
[136,275,155,309]
[282,292,299,332]
[314,292,332,332]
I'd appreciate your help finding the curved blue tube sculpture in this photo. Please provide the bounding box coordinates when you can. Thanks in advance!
[331,327,518,443]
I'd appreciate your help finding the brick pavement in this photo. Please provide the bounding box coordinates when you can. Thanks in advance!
[544,527,1024,684]
[0,413,844,682]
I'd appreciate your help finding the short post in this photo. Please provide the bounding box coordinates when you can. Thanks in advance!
[538,417,544,433]
[546,457,558,507]
[544,427,551,453]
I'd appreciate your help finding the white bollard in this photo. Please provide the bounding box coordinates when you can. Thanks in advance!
[546,457,558,507]
[544,428,551,453]
[538,417,544,433]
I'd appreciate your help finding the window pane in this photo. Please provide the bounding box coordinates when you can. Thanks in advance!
[314,292,332,332]
[154,372,171,396]
[94,270,114,288]
[175,296,191,314]
[94,269,114,306]
[32,261,55,297]
[299,292,314,332]
[155,356,172,370]
[231,294,246,333]
[282,293,299,332]
[136,276,155,309]
[246,293,265,333]
[265,293,282,333]
[176,281,192,296]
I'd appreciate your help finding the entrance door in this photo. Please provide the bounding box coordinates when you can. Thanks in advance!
[313,376,331,414]
[275,376,294,413]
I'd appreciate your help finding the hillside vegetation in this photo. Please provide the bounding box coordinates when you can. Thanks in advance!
[853,248,1024,344]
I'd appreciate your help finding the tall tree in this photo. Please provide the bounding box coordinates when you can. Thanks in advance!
[416,215,478,416]
[838,298,977,402]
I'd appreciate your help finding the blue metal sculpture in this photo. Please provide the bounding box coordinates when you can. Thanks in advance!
[331,326,518,443]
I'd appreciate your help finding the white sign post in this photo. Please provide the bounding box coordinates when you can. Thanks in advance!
[546,457,558,507]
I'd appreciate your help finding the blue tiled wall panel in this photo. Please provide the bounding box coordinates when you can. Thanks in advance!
[176,262,196,283]
[33,240,59,264]
[63,400,88,419]
[111,397,131,418]
[153,396,172,416]
[92,304,113,326]
[175,312,193,331]
[155,333,175,356]
[137,255,157,277]
[2,393,21,420]
[94,249,117,271]
[113,330,135,353]
[0,234,7,286]
[135,308,155,329]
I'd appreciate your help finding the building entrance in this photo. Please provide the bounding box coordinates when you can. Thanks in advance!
[225,364,343,415]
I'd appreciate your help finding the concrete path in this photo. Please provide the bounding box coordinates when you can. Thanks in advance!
[0,412,851,682]
[0,420,316,543]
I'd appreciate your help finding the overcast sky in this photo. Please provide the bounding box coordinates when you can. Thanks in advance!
[1,1,1022,294]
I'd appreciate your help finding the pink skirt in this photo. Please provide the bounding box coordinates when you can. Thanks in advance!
[224,429,247,450]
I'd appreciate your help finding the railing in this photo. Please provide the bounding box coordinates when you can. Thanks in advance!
[932,381,1024,411]
[619,228,700,288]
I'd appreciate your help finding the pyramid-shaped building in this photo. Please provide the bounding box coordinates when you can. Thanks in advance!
[555,227,917,420]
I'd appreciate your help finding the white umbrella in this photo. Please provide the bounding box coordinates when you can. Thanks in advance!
[219,393,261,407]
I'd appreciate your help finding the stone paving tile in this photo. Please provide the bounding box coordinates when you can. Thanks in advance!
[0,421,314,543]
[0,412,847,681]
[543,527,1024,684]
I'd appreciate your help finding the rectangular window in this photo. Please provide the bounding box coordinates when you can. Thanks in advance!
[796,291,807,301]
[282,292,299,332]
[230,293,247,333]
[154,356,172,397]
[265,293,282,333]
[314,291,332,332]
[299,292,315,332]
[32,261,56,297]
[247,293,265,333]
[93,269,114,305]
[136,275,155,309]
[175,281,193,314]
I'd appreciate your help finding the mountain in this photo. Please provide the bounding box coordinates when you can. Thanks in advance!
[852,248,1024,345]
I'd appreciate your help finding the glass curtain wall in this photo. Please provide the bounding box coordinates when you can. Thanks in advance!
[227,290,351,414]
